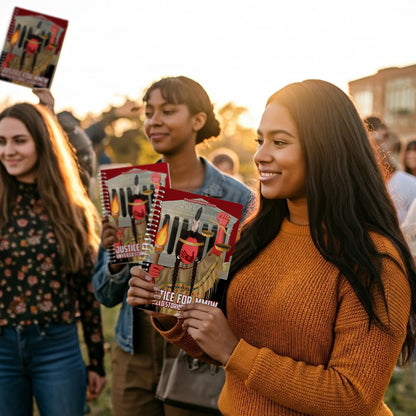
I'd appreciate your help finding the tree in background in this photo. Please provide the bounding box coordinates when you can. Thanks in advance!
[81,99,258,185]
[199,101,257,187]
[82,100,157,166]
[0,96,257,182]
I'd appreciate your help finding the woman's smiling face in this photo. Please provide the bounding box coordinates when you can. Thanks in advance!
[143,88,200,156]
[0,117,38,183]
[254,102,306,201]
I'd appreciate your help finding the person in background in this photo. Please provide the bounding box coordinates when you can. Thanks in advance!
[127,79,416,415]
[84,98,141,168]
[209,147,244,182]
[0,103,106,416]
[365,116,416,225]
[56,110,97,191]
[85,122,113,166]
[399,139,416,242]
[401,146,416,392]
[403,140,416,177]
[32,88,97,195]
[93,75,254,416]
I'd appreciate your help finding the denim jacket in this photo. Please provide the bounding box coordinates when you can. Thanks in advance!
[92,157,254,353]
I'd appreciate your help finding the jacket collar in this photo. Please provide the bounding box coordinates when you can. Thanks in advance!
[196,157,225,198]
[156,157,226,198]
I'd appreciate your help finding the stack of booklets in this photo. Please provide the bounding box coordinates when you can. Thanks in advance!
[99,163,243,316]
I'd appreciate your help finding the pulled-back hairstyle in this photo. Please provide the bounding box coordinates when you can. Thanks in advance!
[230,79,416,364]
[143,76,221,144]
[0,103,100,273]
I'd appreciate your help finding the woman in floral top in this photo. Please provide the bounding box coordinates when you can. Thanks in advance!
[0,103,106,416]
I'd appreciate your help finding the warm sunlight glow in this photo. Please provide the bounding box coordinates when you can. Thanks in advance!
[1,0,415,128]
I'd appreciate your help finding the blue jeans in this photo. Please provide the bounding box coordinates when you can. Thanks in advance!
[0,324,87,416]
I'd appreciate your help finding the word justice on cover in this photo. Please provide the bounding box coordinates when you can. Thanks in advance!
[114,243,144,258]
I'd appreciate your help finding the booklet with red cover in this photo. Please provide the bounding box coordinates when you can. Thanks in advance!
[138,186,243,316]
[99,163,171,264]
[0,6,68,88]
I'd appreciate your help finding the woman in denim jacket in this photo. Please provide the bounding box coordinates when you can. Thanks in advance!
[93,76,253,416]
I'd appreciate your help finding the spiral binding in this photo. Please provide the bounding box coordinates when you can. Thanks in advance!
[0,7,19,69]
[98,170,109,216]
[7,8,18,40]
[142,188,166,263]
[98,169,117,263]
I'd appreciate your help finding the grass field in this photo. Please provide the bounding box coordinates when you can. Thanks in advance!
[82,305,118,416]
[83,305,416,415]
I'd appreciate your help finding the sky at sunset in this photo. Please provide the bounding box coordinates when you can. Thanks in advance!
[1,0,415,127]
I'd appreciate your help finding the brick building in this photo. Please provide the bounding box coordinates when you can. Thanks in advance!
[348,64,416,142]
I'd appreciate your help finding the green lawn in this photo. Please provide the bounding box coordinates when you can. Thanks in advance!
[84,306,416,415]
[82,305,118,416]
[385,364,416,415]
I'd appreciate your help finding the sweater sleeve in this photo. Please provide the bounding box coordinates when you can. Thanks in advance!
[152,316,222,366]
[224,252,410,416]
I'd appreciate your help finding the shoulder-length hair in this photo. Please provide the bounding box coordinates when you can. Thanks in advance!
[230,79,416,364]
[0,103,100,272]
[143,76,221,144]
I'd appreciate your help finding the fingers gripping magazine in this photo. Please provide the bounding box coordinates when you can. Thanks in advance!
[140,186,243,316]
[99,163,170,264]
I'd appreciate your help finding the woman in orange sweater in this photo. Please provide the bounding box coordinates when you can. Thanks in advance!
[127,79,416,415]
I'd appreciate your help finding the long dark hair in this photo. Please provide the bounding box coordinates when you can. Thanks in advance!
[143,76,220,144]
[0,103,100,272]
[229,79,416,364]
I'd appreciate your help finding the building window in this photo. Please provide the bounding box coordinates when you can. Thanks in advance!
[385,77,415,115]
[352,90,373,116]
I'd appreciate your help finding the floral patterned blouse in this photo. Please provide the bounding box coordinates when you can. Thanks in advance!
[0,182,105,375]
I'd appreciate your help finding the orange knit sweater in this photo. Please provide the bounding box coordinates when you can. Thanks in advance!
[156,219,411,416]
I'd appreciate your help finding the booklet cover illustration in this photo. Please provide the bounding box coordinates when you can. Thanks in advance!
[99,163,170,264]
[0,7,68,88]
[140,186,243,316]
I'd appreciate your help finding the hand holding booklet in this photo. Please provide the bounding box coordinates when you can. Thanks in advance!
[99,163,243,316]
[140,186,243,316]
[99,162,170,264]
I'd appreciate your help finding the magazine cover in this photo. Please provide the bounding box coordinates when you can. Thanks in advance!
[0,7,68,88]
[99,163,170,264]
[140,186,243,316]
